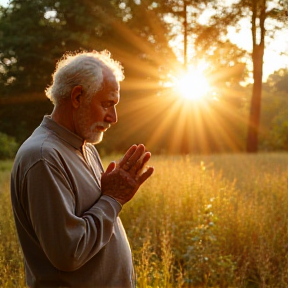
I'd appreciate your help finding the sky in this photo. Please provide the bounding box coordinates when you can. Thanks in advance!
[0,0,9,6]
[227,17,288,82]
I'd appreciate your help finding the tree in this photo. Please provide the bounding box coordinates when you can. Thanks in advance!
[0,0,179,97]
[0,0,57,95]
[0,0,259,154]
[193,0,288,152]
[0,0,183,148]
[0,0,123,96]
[265,68,288,93]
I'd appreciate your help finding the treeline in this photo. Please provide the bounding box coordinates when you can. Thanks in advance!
[0,0,288,159]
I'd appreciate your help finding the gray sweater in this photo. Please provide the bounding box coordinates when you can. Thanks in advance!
[11,116,135,288]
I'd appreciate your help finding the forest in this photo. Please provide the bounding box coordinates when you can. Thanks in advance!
[0,0,288,158]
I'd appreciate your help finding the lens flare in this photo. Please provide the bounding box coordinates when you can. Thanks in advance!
[175,69,210,100]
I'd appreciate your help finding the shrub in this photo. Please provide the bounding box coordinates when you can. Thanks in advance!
[0,132,19,160]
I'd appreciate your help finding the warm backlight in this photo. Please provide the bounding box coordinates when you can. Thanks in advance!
[175,69,210,100]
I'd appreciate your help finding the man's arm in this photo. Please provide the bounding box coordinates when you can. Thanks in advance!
[23,159,122,272]
[22,144,153,272]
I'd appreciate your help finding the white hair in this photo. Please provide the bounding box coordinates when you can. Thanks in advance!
[45,50,124,105]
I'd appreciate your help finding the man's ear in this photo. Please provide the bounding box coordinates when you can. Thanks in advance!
[71,85,83,109]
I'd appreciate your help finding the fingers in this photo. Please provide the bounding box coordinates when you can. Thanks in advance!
[137,166,154,185]
[119,144,145,172]
[127,144,145,166]
[130,151,151,175]
[105,161,116,174]
[119,145,137,169]
[139,152,151,168]
[125,146,146,174]
[118,143,154,182]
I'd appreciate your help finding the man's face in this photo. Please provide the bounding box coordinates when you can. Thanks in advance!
[75,70,120,144]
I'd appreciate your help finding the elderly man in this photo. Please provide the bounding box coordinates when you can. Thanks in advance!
[10,51,154,288]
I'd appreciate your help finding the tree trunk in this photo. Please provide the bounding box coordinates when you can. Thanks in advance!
[246,0,266,153]
[183,0,187,70]
[246,44,264,153]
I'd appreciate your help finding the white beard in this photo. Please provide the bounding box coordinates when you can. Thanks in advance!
[85,130,103,144]
[75,107,109,144]
[74,100,111,144]
[86,121,110,144]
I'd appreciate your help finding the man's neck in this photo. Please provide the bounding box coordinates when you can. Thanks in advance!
[51,103,75,134]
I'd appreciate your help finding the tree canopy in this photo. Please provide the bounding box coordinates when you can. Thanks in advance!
[193,0,288,152]
[1,0,288,154]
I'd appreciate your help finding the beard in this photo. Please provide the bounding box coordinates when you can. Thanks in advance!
[84,130,103,144]
[74,106,110,144]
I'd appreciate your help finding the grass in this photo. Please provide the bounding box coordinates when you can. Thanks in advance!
[0,160,25,288]
[1,153,288,287]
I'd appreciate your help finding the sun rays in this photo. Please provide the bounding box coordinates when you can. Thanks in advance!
[84,2,247,154]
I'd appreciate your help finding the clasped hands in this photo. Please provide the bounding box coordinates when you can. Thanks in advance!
[101,144,154,205]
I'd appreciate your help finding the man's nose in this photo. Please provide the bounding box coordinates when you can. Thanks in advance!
[105,107,117,124]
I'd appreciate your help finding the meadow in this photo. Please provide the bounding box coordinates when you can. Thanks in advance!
[1,153,288,288]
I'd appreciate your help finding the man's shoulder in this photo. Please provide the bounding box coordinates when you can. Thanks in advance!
[14,126,67,171]
[18,126,55,155]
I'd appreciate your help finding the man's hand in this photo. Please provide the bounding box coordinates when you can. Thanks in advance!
[101,144,154,205]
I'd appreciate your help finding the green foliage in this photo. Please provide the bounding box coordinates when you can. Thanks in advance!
[0,100,53,144]
[0,0,176,96]
[0,132,18,160]
[266,110,288,150]
[265,68,288,93]
[0,0,60,94]
[260,75,288,151]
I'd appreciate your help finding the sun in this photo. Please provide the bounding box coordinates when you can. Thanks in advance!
[174,68,210,100]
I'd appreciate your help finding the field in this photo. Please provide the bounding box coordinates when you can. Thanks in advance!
[1,153,288,288]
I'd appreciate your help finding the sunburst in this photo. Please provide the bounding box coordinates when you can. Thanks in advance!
[174,67,210,101]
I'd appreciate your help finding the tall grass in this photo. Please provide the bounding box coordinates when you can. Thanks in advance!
[0,161,25,288]
[1,153,288,287]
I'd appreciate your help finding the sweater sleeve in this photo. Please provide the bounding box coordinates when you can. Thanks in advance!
[23,159,121,272]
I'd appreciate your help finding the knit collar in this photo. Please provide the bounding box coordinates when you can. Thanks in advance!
[41,115,85,151]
